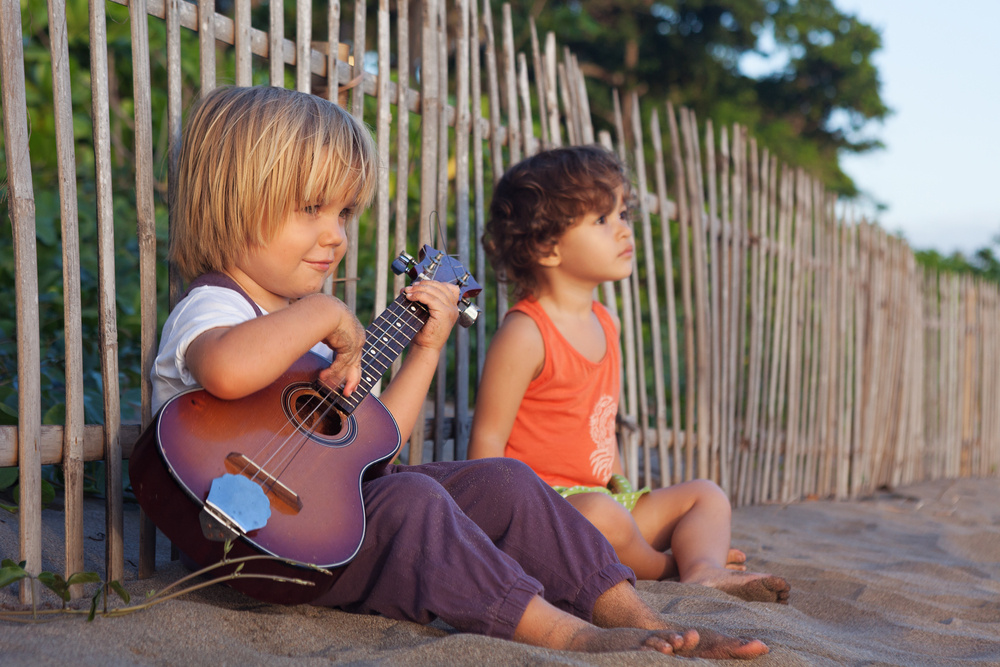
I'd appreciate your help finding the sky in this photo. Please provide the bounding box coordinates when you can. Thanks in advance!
[744,0,1000,257]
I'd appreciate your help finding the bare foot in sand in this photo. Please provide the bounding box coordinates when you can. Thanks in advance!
[686,566,790,604]
[566,626,768,659]
[516,583,770,659]
[590,581,770,659]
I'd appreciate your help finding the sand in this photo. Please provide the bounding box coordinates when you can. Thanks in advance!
[1,476,999,666]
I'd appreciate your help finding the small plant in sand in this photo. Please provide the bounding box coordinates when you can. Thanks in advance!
[0,540,325,623]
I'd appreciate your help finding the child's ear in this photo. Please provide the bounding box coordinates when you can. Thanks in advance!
[537,244,561,268]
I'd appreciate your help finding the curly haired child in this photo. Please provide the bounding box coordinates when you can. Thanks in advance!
[469,145,789,604]
[147,86,772,658]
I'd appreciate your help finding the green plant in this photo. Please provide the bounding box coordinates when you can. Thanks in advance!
[0,540,325,623]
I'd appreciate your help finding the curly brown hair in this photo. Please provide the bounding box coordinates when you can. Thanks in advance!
[483,145,628,300]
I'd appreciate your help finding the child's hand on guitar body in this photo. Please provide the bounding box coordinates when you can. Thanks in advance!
[316,294,367,397]
[403,280,461,352]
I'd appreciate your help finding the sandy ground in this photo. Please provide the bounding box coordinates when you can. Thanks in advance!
[1,476,999,666]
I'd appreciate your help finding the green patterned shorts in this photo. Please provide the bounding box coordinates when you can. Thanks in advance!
[553,474,651,512]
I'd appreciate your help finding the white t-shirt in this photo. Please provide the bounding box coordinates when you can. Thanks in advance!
[151,286,332,414]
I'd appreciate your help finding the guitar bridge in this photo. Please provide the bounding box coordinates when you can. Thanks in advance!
[225,453,303,514]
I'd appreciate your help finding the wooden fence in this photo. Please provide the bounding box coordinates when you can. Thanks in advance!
[2,0,998,604]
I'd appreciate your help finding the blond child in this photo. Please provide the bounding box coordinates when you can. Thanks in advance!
[470,145,789,604]
[147,86,771,658]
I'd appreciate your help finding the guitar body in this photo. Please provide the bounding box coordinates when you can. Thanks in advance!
[129,351,401,605]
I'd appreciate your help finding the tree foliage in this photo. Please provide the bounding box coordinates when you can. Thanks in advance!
[512,0,889,196]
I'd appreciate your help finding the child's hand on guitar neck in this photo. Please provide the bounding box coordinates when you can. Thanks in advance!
[404,280,461,353]
[318,296,367,397]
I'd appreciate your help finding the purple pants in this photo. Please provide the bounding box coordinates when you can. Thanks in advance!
[310,457,634,639]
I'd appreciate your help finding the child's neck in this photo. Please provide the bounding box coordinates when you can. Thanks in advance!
[532,277,597,319]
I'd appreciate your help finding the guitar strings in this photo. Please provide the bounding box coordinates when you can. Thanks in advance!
[259,301,420,481]
[252,299,424,494]
[240,296,425,494]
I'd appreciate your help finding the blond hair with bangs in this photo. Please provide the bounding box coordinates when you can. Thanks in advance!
[170,86,378,281]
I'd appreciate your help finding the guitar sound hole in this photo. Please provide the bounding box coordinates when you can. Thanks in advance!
[293,392,344,437]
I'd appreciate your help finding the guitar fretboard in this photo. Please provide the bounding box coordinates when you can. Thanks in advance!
[329,292,430,415]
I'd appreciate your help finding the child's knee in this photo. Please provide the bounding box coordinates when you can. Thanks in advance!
[688,479,731,515]
[569,494,634,541]
[367,472,449,526]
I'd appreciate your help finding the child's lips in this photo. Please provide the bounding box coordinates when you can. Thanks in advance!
[620,245,634,258]
[306,259,334,272]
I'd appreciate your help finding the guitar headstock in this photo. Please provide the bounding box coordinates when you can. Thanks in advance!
[391,244,482,328]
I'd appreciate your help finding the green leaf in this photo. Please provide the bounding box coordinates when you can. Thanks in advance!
[0,565,28,589]
[87,590,99,622]
[40,479,55,507]
[41,403,66,426]
[0,402,18,426]
[37,571,70,602]
[0,501,17,514]
[66,571,101,586]
[108,580,130,605]
[11,479,57,507]
[1,559,18,568]
[0,468,18,490]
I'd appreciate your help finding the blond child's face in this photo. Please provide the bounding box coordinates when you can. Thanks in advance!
[544,184,633,285]
[231,194,355,311]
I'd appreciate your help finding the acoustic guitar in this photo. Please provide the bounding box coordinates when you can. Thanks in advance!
[129,246,481,605]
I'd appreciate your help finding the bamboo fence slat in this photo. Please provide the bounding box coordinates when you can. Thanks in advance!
[85,0,125,588]
[528,18,549,150]
[455,0,473,460]
[129,0,160,581]
[666,102,696,482]
[470,0,487,381]
[433,0,450,462]
[612,90,640,483]
[234,0,251,85]
[544,32,561,147]
[201,0,217,91]
[2,0,43,603]
[650,108,683,486]
[705,120,722,485]
[296,0,311,92]
[392,0,410,379]
[481,0,507,322]
[630,93,667,487]
[43,0,87,595]
[680,108,711,480]
[517,53,536,157]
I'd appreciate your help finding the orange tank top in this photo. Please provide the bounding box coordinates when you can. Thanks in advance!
[504,298,620,488]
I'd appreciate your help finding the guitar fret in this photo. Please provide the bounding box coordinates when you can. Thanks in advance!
[332,293,431,414]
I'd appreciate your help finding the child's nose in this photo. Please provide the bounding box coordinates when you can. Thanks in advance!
[320,218,345,247]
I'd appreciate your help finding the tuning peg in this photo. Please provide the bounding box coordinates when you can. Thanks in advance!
[457,300,481,328]
[391,252,415,276]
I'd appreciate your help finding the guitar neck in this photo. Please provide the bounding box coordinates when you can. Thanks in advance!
[330,292,430,415]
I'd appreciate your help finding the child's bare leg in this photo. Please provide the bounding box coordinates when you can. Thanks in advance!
[567,492,749,581]
[566,492,673,580]
[632,480,790,603]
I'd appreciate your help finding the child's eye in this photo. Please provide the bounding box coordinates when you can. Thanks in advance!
[596,215,607,225]
[339,207,354,220]
[302,204,321,216]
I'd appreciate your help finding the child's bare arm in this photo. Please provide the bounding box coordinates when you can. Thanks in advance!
[467,312,544,459]
[185,292,364,400]
[379,281,460,442]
